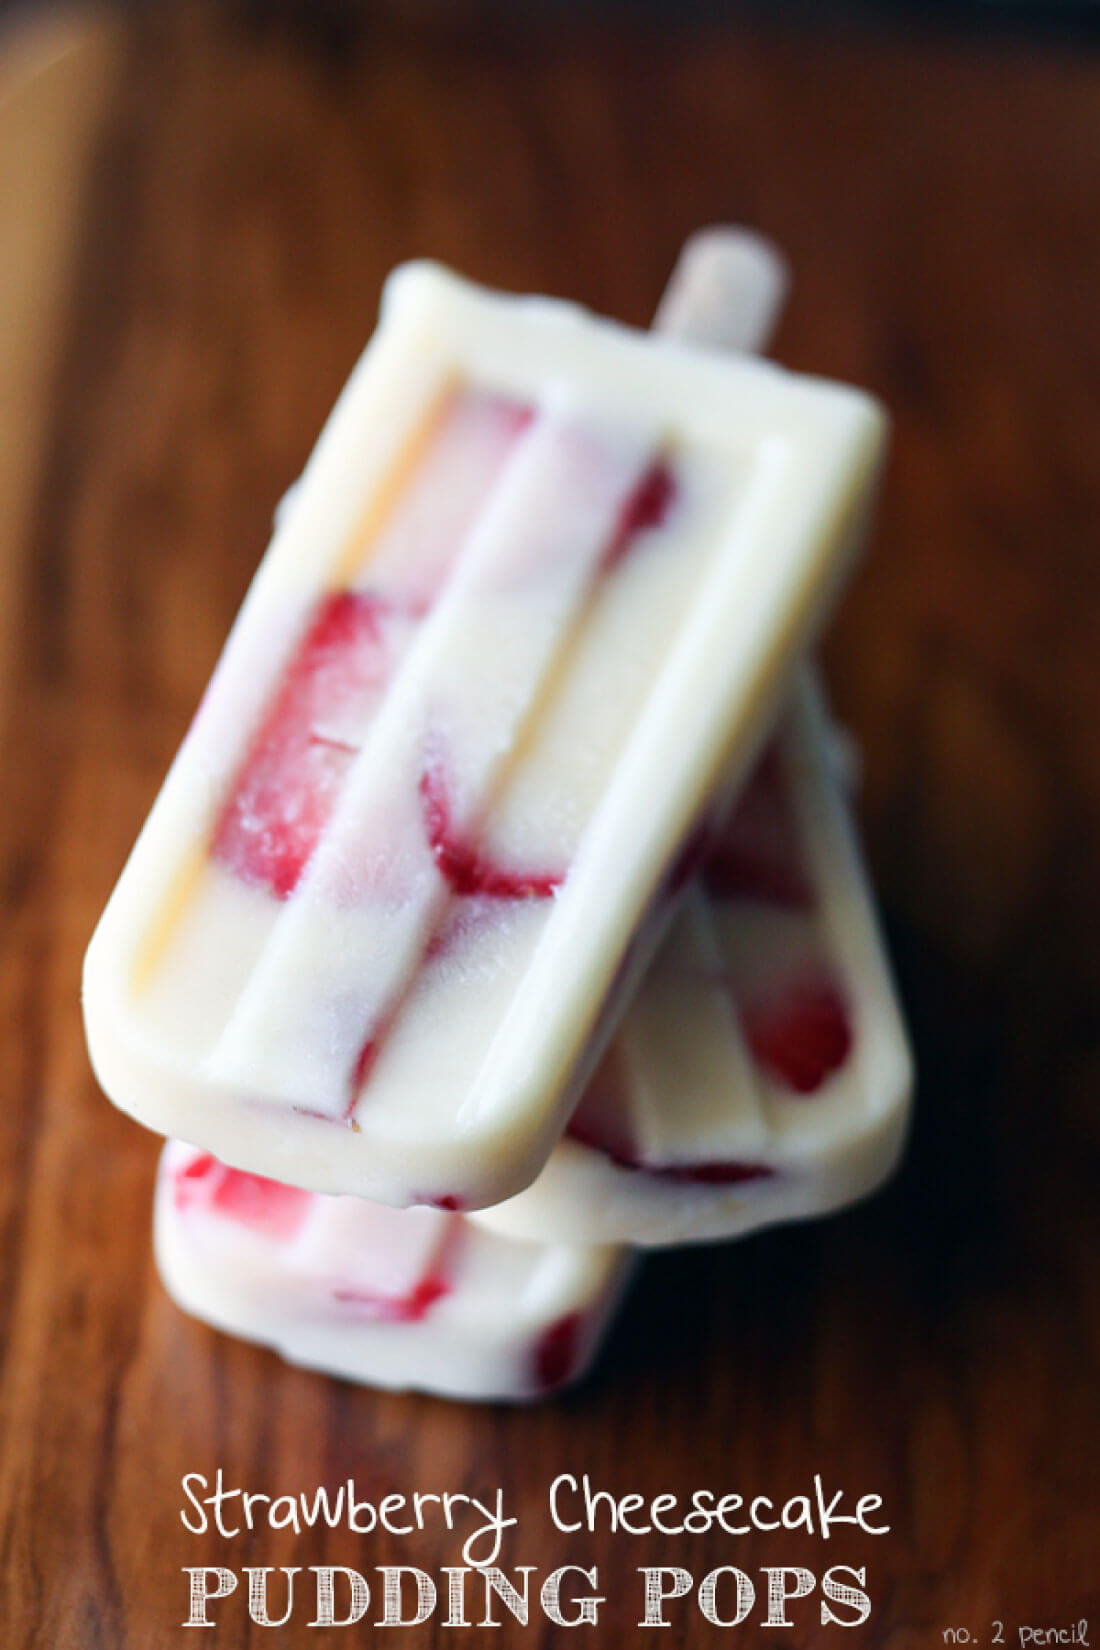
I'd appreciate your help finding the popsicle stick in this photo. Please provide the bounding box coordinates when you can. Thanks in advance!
[655,227,789,355]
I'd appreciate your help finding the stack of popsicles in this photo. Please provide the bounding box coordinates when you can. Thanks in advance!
[83,230,912,1402]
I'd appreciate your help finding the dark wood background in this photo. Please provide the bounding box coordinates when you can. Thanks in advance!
[0,3,1097,1645]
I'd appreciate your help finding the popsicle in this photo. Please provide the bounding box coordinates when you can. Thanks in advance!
[473,669,912,1247]
[84,240,886,1211]
[154,1141,632,1402]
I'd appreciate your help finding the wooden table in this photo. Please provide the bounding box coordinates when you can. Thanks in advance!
[1,4,1096,1644]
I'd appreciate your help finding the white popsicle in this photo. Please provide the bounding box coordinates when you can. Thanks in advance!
[155,1141,633,1403]
[85,242,886,1212]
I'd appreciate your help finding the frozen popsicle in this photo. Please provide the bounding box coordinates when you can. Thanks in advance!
[473,670,912,1247]
[84,243,886,1211]
[154,1141,632,1402]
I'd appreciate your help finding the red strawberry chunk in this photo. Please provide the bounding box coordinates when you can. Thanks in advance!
[418,753,563,900]
[331,1218,460,1322]
[331,1271,451,1324]
[212,590,393,899]
[704,744,814,909]
[173,1152,311,1240]
[602,459,678,569]
[741,975,853,1095]
[533,1313,583,1390]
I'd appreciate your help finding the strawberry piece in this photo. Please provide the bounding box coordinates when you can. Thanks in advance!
[494,399,537,441]
[418,753,563,900]
[741,975,853,1095]
[533,1313,583,1390]
[331,1219,460,1322]
[173,1152,311,1240]
[212,590,393,899]
[602,459,678,569]
[703,744,814,909]
[331,1272,451,1323]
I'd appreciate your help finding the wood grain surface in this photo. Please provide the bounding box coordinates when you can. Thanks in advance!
[0,8,121,730]
[0,4,1097,1646]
